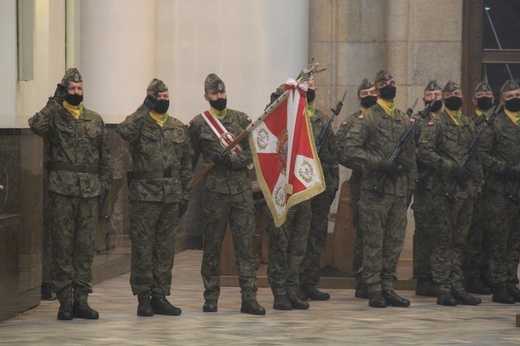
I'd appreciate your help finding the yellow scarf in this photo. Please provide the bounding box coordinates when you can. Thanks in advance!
[446,108,462,126]
[505,108,520,126]
[307,103,316,118]
[149,110,168,127]
[63,101,83,119]
[475,109,485,117]
[377,98,395,117]
[210,106,227,121]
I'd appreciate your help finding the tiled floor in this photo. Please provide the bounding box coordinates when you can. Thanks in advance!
[1,250,520,345]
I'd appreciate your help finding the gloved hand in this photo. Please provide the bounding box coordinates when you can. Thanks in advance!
[52,83,67,105]
[143,94,157,109]
[319,152,336,165]
[450,162,471,183]
[378,159,399,179]
[506,164,520,180]
[213,152,233,168]
[395,155,413,170]
[179,199,189,218]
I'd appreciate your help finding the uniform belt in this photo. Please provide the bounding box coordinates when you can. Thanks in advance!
[51,163,98,174]
[133,169,178,180]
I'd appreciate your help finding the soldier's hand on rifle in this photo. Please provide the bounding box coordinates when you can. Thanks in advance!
[395,155,413,171]
[179,199,189,218]
[319,152,336,165]
[378,159,400,179]
[52,83,67,105]
[213,152,233,168]
[143,94,158,109]
[450,163,471,183]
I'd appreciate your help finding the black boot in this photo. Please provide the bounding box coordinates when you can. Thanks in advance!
[137,294,153,317]
[382,289,410,307]
[240,299,266,315]
[452,290,481,305]
[492,285,516,304]
[507,283,520,302]
[273,295,292,310]
[57,301,73,320]
[368,291,387,308]
[203,299,218,312]
[150,296,182,316]
[300,285,330,301]
[436,291,458,306]
[465,278,492,295]
[415,278,437,297]
[73,301,100,319]
[288,295,310,310]
[296,287,309,301]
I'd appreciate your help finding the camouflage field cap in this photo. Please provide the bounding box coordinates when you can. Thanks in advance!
[61,68,82,86]
[474,81,493,93]
[374,70,393,84]
[358,78,374,91]
[146,78,168,94]
[500,80,520,94]
[204,73,225,92]
[443,80,461,92]
[425,80,442,91]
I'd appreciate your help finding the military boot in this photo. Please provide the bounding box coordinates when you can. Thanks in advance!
[368,291,387,308]
[355,276,369,299]
[507,283,520,302]
[436,291,458,306]
[465,278,492,295]
[415,278,437,297]
[137,293,153,317]
[203,299,218,312]
[273,295,292,310]
[492,285,515,304]
[73,301,100,319]
[296,287,309,301]
[56,287,73,320]
[382,289,410,307]
[288,295,310,310]
[300,285,330,301]
[150,296,182,316]
[240,299,266,315]
[452,290,481,305]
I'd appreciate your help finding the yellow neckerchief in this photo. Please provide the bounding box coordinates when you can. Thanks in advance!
[63,101,83,119]
[307,103,316,118]
[360,106,367,113]
[377,98,395,117]
[475,108,486,117]
[210,106,227,121]
[504,108,520,126]
[149,110,168,127]
[446,108,462,126]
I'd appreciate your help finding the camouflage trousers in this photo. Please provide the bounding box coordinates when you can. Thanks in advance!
[300,188,335,287]
[483,190,520,286]
[49,192,97,303]
[201,189,257,302]
[412,187,434,281]
[358,190,407,293]
[266,201,311,297]
[430,193,474,292]
[129,200,180,297]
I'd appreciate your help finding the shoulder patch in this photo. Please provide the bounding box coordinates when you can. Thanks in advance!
[247,117,252,123]
[357,115,364,120]
[427,121,434,126]
[410,118,416,124]
[341,121,347,126]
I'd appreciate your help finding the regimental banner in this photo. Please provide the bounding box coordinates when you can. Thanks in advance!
[250,78,325,227]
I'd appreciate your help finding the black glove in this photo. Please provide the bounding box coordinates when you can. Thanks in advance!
[143,94,157,109]
[506,164,520,180]
[319,152,336,165]
[395,155,413,170]
[213,152,233,168]
[450,163,471,183]
[53,83,67,105]
[378,159,399,179]
[179,199,189,218]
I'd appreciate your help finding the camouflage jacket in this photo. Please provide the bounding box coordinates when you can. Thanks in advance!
[117,105,193,202]
[311,109,339,190]
[418,110,483,198]
[412,110,438,189]
[337,110,364,182]
[189,109,252,194]
[28,98,112,197]
[345,102,417,196]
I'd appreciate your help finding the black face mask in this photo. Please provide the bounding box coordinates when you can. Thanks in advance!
[476,97,494,110]
[360,95,377,109]
[444,96,463,111]
[153,99,169,114]
[505,98,520,112]
[210,98,227,111]
[379,85,396,100]
[426,100,443,113]
[306,89,316,103]
[65,93,83,106]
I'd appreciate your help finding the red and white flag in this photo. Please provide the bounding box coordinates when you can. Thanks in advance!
[249,79,325,227]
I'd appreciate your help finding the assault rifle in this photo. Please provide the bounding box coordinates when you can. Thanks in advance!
[316,90,347,153]
[373,97,420,196]
[508,177,520,205]
[445,104,503,201]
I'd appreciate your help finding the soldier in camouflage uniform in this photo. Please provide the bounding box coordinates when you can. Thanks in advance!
[417,80,483,306]
[117,79,193,317]
[480,80,520,304]
[345,70,416,308]
[189,73,265,315]
[299,79,339,301]
[461,82,495,295]
[336,78,377,299]
[412,80,443,297]
[28,68,112,320]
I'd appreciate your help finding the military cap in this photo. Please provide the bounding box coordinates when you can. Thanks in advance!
[425,80,442,91]
[204,73,225,92]
[146,78,168,94]
[374,70,393,84]
[474,81,493,93]
[500,80,520,94]
[358,78,374,91]
[442,80,461,92]
[60,68,82,86]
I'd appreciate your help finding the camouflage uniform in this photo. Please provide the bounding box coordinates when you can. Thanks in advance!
[116,79,192,299]
[28,68,112,306]
[299,108,339,290]
[189,78,257,305]
[417,88,483,295]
